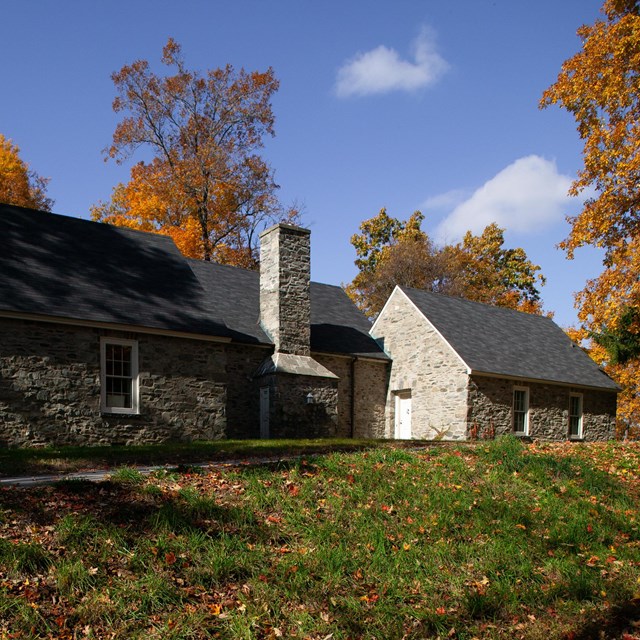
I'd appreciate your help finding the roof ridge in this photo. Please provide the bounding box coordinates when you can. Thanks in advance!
[401,286,552,321]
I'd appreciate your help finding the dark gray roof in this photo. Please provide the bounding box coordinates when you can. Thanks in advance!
[0,204,386,359]
[401,287,619,391]
[310,282,388,359]
[0,204,229,336]
[187,260,388,359]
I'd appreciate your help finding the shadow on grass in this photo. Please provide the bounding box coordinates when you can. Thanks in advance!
[0,476,264,542]
[0,438,392,478]
[570,597,640,639]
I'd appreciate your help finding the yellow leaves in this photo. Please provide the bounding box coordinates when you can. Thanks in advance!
[543,3,640,258]
[0,133,53,211]
[543,3,640,433]
[347,211,546,317]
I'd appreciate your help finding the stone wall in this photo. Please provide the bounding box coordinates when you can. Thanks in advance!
[313,354,389,439]
[259,224,311,356]
[0,317,388,447]
[0,317,228,447]
[353,359,389,439]
[313,355,352,437]
[467,375,617,441]
[259,372,338,439]
[371,290,469,440]
[226,344,272,439]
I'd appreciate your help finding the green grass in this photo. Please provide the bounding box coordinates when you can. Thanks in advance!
[0,437,638,639]
[0,438,389,477]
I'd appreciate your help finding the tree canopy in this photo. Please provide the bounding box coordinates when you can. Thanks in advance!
[92,38,297,267]
[345,209,545,318]
[541,0,640,433]
[0,134,53,211]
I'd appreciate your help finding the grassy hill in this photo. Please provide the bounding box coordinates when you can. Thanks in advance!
[0,437,639,639]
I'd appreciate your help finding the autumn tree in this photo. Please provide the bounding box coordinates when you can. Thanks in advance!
[541,0,640,432]
[92,38,297,267]
[443,224,546,314]
[344,209,449,317]
[346,209,545,318]
[0,134,53,211]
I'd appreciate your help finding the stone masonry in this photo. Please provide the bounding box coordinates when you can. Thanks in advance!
[313,354,388,438]
[467,375,616,441]
[371,289,469,440]
[259,373,339,439]
[257,223,339,438]
[0,317,227,447]
[259,224,311,356]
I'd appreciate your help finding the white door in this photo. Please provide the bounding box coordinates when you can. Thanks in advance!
[259,387,270,439]
[395,392,412,439]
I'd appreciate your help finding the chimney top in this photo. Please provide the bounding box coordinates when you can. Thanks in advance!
[259,222,310,239]
[259,223,311,356]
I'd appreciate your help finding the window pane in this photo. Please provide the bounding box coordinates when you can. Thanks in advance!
[122,347,132,377]
[104,341,134,410]
[569,396,582,437]
[569,416,580,437]
[513,390,528,434]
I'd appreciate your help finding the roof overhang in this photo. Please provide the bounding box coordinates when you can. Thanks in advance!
[0,310,232,344]
[470,369,621,393]
[254,353,339,379]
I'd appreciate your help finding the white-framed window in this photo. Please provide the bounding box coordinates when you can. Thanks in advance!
[100,338,139,414]
[569,393,583,439]
[513,387,529,435]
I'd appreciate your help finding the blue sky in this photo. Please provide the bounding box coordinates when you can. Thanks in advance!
[1,0,604,327]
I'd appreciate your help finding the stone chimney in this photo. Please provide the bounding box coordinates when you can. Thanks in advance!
[259,223,311,356]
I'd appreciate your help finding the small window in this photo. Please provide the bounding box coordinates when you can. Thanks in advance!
[100,338,139,414]
[513,387,529,435]
[569,393,583,439]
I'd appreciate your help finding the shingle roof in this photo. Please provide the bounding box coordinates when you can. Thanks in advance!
[0,204,229,337]
[310,282,388,359]
[0,204,386,360]
[187,260,388,359]
[400,287,619,391]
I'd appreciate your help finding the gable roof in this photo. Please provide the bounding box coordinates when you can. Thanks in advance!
[398,287,618,391]
[0,204,386,360]
[0,204,229,337]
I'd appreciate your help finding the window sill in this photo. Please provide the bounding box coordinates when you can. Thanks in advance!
[101,411,141,418]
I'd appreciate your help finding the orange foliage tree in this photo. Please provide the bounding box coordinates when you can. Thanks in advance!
[541,0,640,435]
[0,134,53,211]
[346,209,546,318]
[92,38,297,267]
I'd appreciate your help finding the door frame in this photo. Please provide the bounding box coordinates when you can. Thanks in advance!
[259,386,270,439]
[394,390,412,439]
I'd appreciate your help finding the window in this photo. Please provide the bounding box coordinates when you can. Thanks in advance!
[100,338,139,414]
[569,393,583,439]
[513,387,529,435]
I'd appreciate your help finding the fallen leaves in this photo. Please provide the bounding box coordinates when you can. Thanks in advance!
[0,442,638,639]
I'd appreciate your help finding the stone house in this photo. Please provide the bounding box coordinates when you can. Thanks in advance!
[0,203,618,447]
[370,286,619,441]
[0,204,388,447]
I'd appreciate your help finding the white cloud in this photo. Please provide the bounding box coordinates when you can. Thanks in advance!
[421,189,467,212]
[433,156,573,243]
[335,26,449,98]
